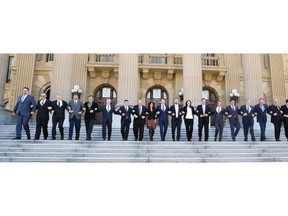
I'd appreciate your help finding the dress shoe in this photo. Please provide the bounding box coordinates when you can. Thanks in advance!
[135,138,138,141]
[51,138,56,140]
[34,138,39,140]
[214,138,217,141]
[75,138,79,140]
[276,139,281,142]
[108,139,111,141]
[173,138,175,141]
[13,137,21,140]
[60,137,64,140]
[68,137,72,140]
[219,139,222,142]
[27,137,31,140]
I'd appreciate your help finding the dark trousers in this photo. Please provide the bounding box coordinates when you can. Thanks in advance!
[121,121,130,140]
[243,122,255,141]
[102,120,112,140]
[172,118,182,141]
[283,120,288,140]
[198,120,209,141]
[229,120,240,141]
[133,120,144,141]
[184,119,193,141]
[214,122,223,141]
[69,116,81,139]
[85,119,95,140]
[35,118,49,139]
[258,120,267,141]
[16,114,31,138]
[52,117,64,139]
[159,119,168,141]
[272,120,282,140]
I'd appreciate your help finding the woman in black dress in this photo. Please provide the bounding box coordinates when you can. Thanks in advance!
[182,100,196,141]
[146,101,157,141]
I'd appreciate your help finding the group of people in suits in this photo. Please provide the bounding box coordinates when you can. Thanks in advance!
[11,86,288,142]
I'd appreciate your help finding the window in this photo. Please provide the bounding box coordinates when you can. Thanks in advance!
[264,54,270,69]
[6,56,15,82]
[37,54,42,61]
[95,86,117,99]
[201,54,215,57]
[46,53,54,62]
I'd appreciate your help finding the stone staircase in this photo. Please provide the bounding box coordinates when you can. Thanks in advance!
[0,124,287,162]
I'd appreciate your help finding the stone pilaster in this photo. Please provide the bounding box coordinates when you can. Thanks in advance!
[183,54,202,105]
[224,54,241,105]
[241,54,263,104]
[117,54,139,105]
[50,54,74,101]
[269,54,286,103]
[0,54,9,105]
[10,54,36,107]
[73,54,89,100]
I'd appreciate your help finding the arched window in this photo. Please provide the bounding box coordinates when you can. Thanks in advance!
[146,85,169,106]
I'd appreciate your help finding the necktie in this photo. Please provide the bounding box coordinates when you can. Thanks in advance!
[162,105,164,111]
[175,105,178,118]
[246,105,249,112]
[21,95,25,102]
[126,106,128,111]
[260,104,264,112]
[41,100,44,106]
[139,106,142,114]
[75,100,77,104]
[232,105,235,111]
[107,105,110,112]
[58,101,60,107]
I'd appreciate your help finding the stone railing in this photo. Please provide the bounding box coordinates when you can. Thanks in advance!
[149,54,167,64]
[201,56,220,67]
[95,54,116,63]
[173,55,183,65]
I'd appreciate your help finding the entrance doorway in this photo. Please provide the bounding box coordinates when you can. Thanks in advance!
[94,84,117,124]
[202,87,219,126]
[146,85,169,107]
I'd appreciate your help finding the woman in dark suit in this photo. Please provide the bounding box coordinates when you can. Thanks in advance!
[83,95,98,140]
[181,100,196,141]
[146,101,157,141]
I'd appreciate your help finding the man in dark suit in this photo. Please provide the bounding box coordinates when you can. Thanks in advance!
[67,93,84,140]
[99,98,116,141]
[254,98,269,141]
[224,99,240,141]
[12,87,36,140]
[51,94,68,140]
[239,99,256,141]
[156,98,169,141]
[34,93,52,140]
[213,101,225,141]
[168,98,182,141]
[269,99,283,141]
[117,100,133,141]
[281,99,288,141]
[196,98,212,141]
[132,100,147,141]
[83,95,98,140]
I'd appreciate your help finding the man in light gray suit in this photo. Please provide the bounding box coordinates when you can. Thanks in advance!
[67,93,84,140]
[12,87,36,140]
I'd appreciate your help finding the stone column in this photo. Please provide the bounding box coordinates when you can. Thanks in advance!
[224,54,241,105]
[0,54,9,105]
[269,54,286,103]
[10,54,36,108]
[182,54,202,105]
[241,54,263,104]
[73,54,89,100]
[117,54,139,106]
[50,54,74,101]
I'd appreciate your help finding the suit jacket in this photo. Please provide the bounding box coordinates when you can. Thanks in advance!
[269,105,283,123]
[225,105,240,123]
[51,100,68,119]
[254,103,268,122]
[213,106,225,126]
[239,105,255,125]
[35,99,52,121]
[132,105,147,123]
[281,105,288,123]
[181,106,196,119]
[168,104,183,122]
[196,104,212,124]
[84,101,98,120]
[67,100,84,120]
[117,105,133,123]
[156,104,169,122]
[13,94,37,116]
[99,104,116,123]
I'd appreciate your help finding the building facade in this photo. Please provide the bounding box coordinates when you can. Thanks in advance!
[0,54,288,124]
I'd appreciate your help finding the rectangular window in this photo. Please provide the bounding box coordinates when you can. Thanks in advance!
[264,54,270,69]
[46,53,54,62]
[6,56,15,82]
[37,54,42,61]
